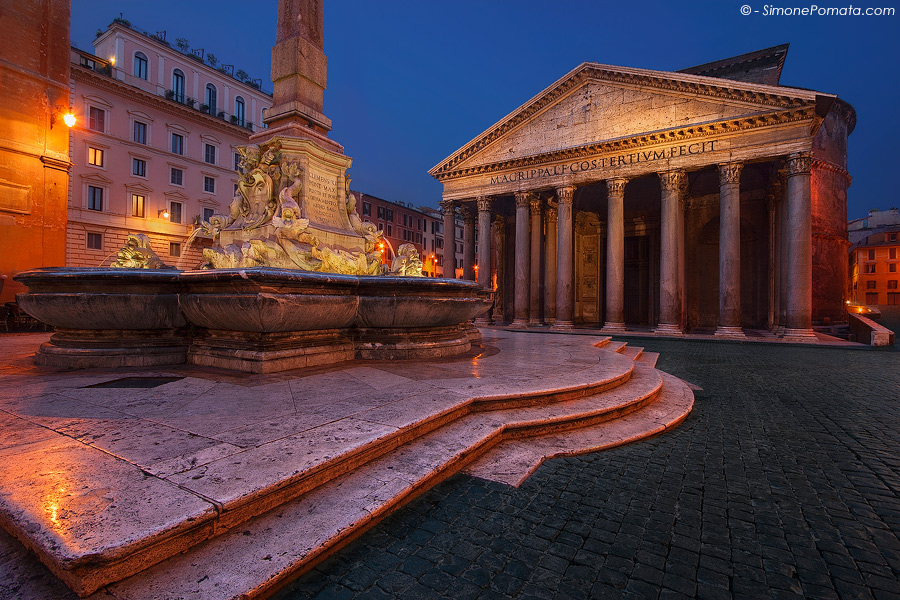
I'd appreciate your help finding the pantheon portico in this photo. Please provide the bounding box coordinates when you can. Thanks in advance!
[430,45,854,339]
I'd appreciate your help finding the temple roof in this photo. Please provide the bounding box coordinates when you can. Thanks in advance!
[678,44,790,86]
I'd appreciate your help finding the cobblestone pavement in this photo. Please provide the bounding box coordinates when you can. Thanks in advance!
[273,340,900,600]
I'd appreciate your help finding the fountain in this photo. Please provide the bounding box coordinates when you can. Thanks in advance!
[14,1,491,373]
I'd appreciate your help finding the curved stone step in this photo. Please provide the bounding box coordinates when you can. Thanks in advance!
[464,370,695,486]
[89,360,676,599]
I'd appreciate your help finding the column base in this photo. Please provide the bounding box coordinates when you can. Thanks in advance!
[601,322,627,334]
[549,321,574,331]
[509,319,530,330]
[714,326,746,338]
[781,328,817,342]
[653,323,684,336]
[528,319,544,327]
[473,316,492,327]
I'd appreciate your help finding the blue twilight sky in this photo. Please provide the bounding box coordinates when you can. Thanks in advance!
[72,1,898,218]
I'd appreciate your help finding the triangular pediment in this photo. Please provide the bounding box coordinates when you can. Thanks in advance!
[431,62,827,177]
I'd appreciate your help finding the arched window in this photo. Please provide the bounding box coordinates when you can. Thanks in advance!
[234,96,245,126]
[205,83,217,114]
[171,69,185,103]
[133,52,148,80]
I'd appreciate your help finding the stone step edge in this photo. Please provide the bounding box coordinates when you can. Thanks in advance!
[17,345,641,596]
[465,371,695,486]
[94,365,673,600]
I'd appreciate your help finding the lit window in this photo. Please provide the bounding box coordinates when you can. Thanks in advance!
[169,242,181,257]
[170,167,183,186]
[89,107,105,132]
[87,186,103,211]
[87,147,104,166]
[133,121,147,144]
[172,69,185,103]
[171,133,184,155]
[132,194,145,217]
[204,176,216,193]
[133,52,148,80]
[204,143,216,165]
[87,232,103,250]
[203,207,215,221]
[865,264,876,274]
[132,158,146,177]
[169,201,183,224]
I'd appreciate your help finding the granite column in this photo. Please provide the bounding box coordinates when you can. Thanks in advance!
[440,199,456,278]
[545,201,558,323]
[462,207,476,281]
[655,170,686,335]
[715,162,745,337]
[784,152,816,339]
[510,192,532,328]
[603,178,628,332]
[551,186,576,330]
[529,195,543,325]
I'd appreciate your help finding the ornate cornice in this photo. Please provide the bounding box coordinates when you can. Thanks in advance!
[606,178,628,197]
[786,152,812,177]
[556,186,576,204]
[432,106,816,182]
[659,170,687,193]
[811,158,852,187]
[718,162,743,186]
[430,60,820,178]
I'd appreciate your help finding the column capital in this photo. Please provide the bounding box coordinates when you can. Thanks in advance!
[439,199,455,212]
[658,169,687,193]
[786,151,812,177]
[546,206,558,224]
[529,196,542,215]
[556,185,576,204]
[476,196,493,212]
[606,178,628,197]
[717,162,744,186]
[514,191,534,209]
[460,206,475,223]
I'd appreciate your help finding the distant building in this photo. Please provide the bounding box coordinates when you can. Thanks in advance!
[849,225,900,307]
[351,191,454,277]
[848,208,900,244]
[67,21,272,268]
[0,0,71,303]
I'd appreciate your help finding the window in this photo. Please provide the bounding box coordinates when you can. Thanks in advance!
[866,292,879,305]
[387,224,392,236]
[891,264,898,273]
[172,69,185,103]
[205,83,217,114]
[132,158,146,177]
[133,52,148,80]
[170,167,183,186]
[234,152,241,171]
[169,201,183,224]
[867,280,877,289]
[889,280,898,290]
[133,121,147,144]
[890,233,898,242]
[436,238,443,249]
[87,186,103,211]
[891,248,897,259]
[386,209,394,222]
[377,206,385,219]
[88,107,105,132]
[868,249,876,260]
[362,202,371,217]
[171,133,184,155]
[204,176,216,193]
[889,292,900,305]
[234,96,245,126]
[865,264,876,274]
[87,232,103,250]
[169,242,181,257]
[203,207,215,222]
[132,194,145,217]
[87,147,104,167]
[204,143,216,165]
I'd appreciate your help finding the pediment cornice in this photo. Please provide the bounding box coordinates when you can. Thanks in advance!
[433,105,816,182]
[430,62,828,178]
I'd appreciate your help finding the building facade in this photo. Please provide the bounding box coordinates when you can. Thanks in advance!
[849,227,900,307]
[67,22,272,268]
[0,0,71,303]
[430,45,855,339]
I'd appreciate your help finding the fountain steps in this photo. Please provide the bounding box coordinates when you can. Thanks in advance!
[67,342,694,600]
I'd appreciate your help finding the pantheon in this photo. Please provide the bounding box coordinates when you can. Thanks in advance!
[431,45,854,339]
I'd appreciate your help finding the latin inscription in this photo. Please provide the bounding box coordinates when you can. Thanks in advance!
[305,169,342,227]
[490,140,717,186]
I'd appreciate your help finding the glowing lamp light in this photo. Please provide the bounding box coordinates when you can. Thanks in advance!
[159,209,170,219]
[63,112,76,127]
